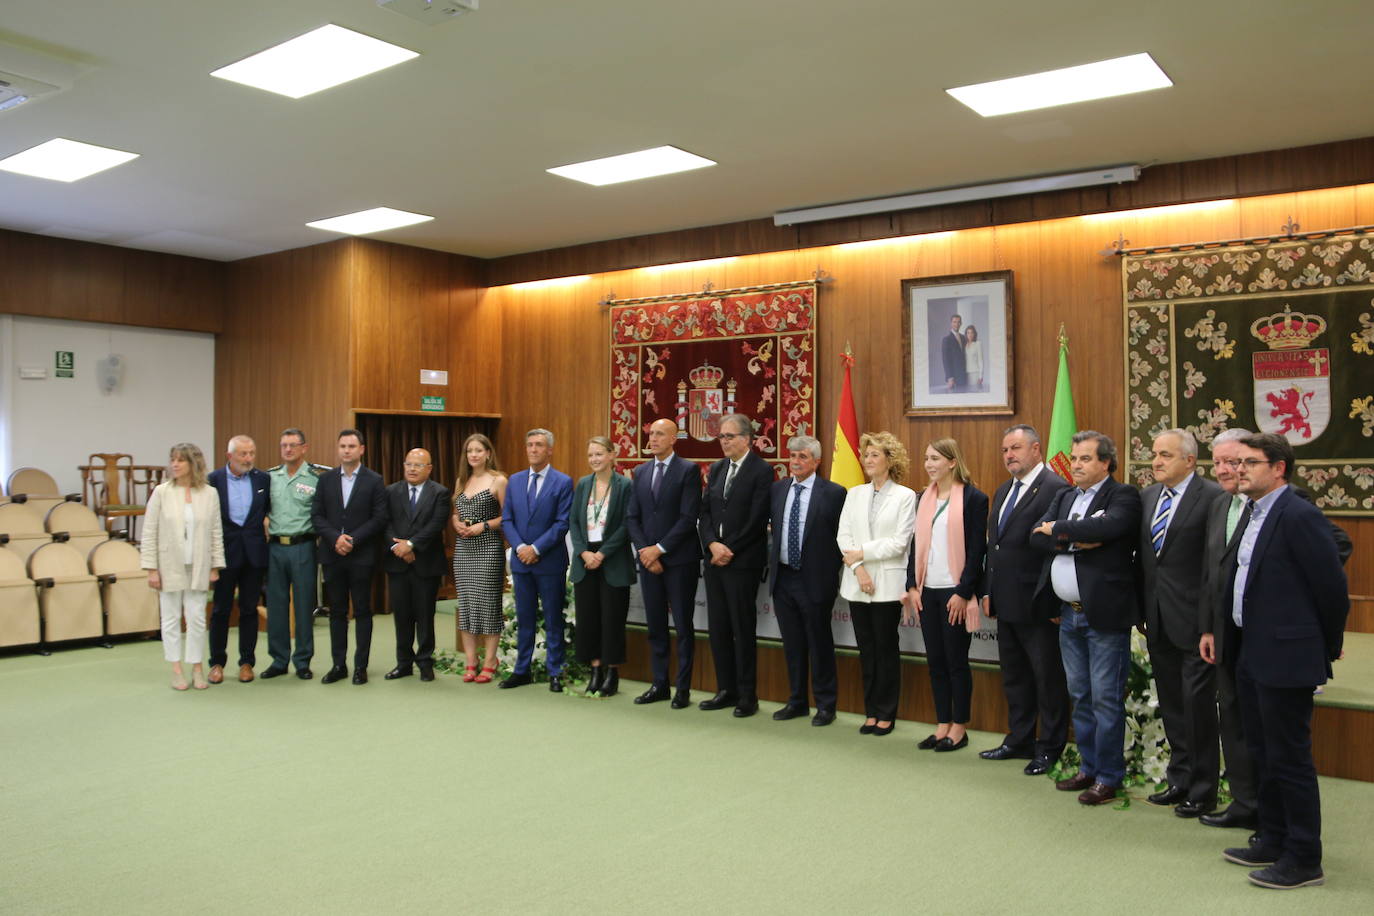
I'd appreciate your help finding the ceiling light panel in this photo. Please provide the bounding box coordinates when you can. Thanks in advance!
[947,53,1172,117]
[211,24,419,99]
[0,138,139,182]
[547,146,716,186]
[307,207,433,235]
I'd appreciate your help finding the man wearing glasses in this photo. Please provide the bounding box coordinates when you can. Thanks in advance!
[383,449,452,682]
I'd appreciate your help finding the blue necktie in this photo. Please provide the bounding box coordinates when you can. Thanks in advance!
[997,479,1022,537]
[528,471,540,505]
[787,482,803,569]
[408,485,418,517]
[1150,486,1175,555]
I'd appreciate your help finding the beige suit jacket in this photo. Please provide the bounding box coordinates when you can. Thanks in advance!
[139,481,225,592]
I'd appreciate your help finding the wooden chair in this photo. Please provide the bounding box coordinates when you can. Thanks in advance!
[29,541,103,646]
[89,539,158,636]
[0,546,41,648]
[81,454,149,540]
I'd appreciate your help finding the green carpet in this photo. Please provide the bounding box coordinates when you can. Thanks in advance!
[2,617,1371,914]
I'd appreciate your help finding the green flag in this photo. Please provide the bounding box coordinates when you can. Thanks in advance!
[1046,326,1076,482]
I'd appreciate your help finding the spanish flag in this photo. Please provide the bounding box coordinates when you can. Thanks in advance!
[831,347,865,489]
[1046,325,1077,482]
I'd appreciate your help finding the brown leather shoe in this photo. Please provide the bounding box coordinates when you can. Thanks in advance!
[1078,782,1120,805]
[238,664,254,683]
[208,665,224,685]
[1055,771,1094,792]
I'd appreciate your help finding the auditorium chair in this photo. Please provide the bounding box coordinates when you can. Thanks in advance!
[45,501,112,561]
[0,546,41,648]
[0,501,55,562]
[5,467,80,518]
[88,539,158,636]
[28,541,104,646]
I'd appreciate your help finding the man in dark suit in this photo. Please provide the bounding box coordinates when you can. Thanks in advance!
[1031,430,1142,806]
[1215,433,1348,890]
[311,428,387,685]
[383,448,452,683]
[1138,428,1223,817]
[500,427,574,692]
[768,434,846,726]
[941,313,967,392]
[979,424,1070,774]
[206,435,271,684]
[697,412,773,717]
[625,417,703,708]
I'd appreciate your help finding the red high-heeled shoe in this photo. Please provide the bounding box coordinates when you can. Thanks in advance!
[474,666,497,683]
[462,665,478,683]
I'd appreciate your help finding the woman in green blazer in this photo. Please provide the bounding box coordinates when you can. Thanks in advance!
[570,436,635,697]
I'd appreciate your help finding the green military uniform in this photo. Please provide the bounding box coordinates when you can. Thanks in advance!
[264,461,327,673]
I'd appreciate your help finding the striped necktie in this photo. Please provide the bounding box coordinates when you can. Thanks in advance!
[1150,486,1175,554]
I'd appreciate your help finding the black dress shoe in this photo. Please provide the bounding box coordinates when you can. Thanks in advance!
[871,723,894,736]
[698,691,738,711]
[320,666,347,684]
[1247,863,1324,889]
[772,704,808,721]
[934,734,969,752]
[732,698,759,718]
[811,709,836,726]
[1023,757,1055,776]
[599,668,618,697]
[295,668,313,680]
[384,667,413,680]
[1223,845,1278,868]
[548,675,564,693]
[499,672,532,689]
[1148,784,1188,806]
[1175,798,1216,818]
[917,734,939,749]
[260,666,289,679]
[586,666,605,695]
[979,744,1034,761]
[352,669,367,685]
[419,667,434,682]
[670,689,690,709]
[634,684,670,705]
[1200,807,1258,830]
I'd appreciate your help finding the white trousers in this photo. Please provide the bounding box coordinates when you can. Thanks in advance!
[160,574,208,663]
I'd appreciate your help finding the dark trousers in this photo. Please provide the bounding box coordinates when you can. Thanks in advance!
[918,586,973,723]
[324,562,375,670]
[772,566,838,712]
[209,564,263,668]
[1236,661,1322,868]
[849,599,901,721]
[996,617,1069,758]
[1148,632,1220,803]
[1216,658,1258,818]
[703,564,760,698]
[388,569,440,670]
[640,561,698,691]
[265,541,316,671]
[574,567,629,665]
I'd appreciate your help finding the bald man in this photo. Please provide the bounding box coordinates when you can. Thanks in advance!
[383,448,452,681]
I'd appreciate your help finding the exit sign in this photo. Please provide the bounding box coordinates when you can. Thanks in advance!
[421,396,446,412]
[55,350,74,378]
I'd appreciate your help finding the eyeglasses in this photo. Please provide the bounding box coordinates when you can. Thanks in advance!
[1237,458,1272,469]
[716,432,744,441]
[1216,459,1242,469]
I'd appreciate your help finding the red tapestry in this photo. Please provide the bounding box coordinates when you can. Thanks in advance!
[608,282,818,478]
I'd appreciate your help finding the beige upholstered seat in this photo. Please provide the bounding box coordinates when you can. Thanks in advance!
[28,542,103,644]
[5,467,72,517]
[89,539,158,635]
[0,546,41,648]
[45,502,111,561]
[0,502,53,562]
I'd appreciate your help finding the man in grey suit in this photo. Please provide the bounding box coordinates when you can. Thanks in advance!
[1139,428,1223,818]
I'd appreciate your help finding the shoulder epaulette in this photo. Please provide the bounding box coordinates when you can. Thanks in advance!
[266,463,283,472]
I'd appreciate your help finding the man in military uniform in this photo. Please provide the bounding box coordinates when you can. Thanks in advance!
[262,427,326,679]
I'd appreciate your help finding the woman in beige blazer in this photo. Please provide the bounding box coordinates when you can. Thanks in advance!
[140,443,225,690]
[837,431,917,736]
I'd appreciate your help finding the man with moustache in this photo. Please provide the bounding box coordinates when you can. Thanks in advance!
[262,428,326,679]
[979,424,1070,775]
[206,435,271,684]
[383,448,452,682]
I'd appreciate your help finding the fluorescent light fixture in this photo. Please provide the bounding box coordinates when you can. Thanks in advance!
[947,53,1171,117]
[644,257,737,273]
[1081,200,1234,221]
[837,232,955,251]
[306,206,433,235]
[506,275,590,290]
[0,137,139,182]
[775,165,1139,226]
[211,24,418,99]
[547,146,715,186]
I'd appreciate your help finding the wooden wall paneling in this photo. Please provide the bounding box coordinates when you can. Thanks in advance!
[349,238,393,412]
[447,258,500,416]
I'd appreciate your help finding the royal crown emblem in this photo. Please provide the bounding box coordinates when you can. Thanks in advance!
[688,363,725,389]
[1249,305,1329,444]
[678,362,737,443]
[1250,305,1327,350]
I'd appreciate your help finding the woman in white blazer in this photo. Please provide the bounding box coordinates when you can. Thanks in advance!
[140,443,225,690]
[837,431,917,736]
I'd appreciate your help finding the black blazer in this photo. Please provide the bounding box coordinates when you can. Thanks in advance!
[207,466,271,569]
[698,451,773,570]
[383,478,452,577]
[768,474,846,598]
[984,466,1069,623]
[1031,475,1143,630]
[904,484,990,600]
[1138,475,1222,649]
[311,465,387,567]
[625,454,703,567]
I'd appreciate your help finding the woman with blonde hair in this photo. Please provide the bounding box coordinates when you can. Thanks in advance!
[906,437,988,751]
[837,431,917,736]
[141,443,225,690]
[569,436,634,696]
[452,433,508,683]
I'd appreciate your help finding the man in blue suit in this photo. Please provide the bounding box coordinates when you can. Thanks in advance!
[206,435,271,684]
[625,418,702,708]
[1218,433,1348,890]
[500,428,574,692]
[768,435,846,726]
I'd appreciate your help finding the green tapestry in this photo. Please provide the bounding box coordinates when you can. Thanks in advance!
[1123,232,1374,516]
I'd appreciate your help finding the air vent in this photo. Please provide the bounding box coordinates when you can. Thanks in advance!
[0,70,60,114]
[377,0,478,26]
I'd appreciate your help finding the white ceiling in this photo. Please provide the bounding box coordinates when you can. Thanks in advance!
[2,0,1372,263]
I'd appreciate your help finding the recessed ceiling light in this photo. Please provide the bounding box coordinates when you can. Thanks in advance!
[547,145,715,186]
[0,138,140,182]
[211,24,418,99]
[306,207,433,235]
[947,53,1172,117]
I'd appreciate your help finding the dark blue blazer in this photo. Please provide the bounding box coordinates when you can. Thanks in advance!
[503,466,573,575]
[905,484,990,600]
[1031,475,1143,630]
[698,451,774,570]
[1231,486,1349,687]
[207,466,271,569]
[625,454,703,568]
[311,465,387,567]
[769,474,846,598]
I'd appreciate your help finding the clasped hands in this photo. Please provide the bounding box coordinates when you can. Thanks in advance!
[334,533,354,556]
[708,541,734,567]
[638,544,665,575]
[581,550,606,570]
[390,538,415,563]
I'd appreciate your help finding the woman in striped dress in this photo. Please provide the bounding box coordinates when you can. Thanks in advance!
[452,433,508,683]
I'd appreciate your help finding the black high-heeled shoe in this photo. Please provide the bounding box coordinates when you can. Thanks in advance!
[599,667,619,697]
[586,666,604,695]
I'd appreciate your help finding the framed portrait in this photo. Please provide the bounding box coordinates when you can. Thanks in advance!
[901,270,1014,416]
